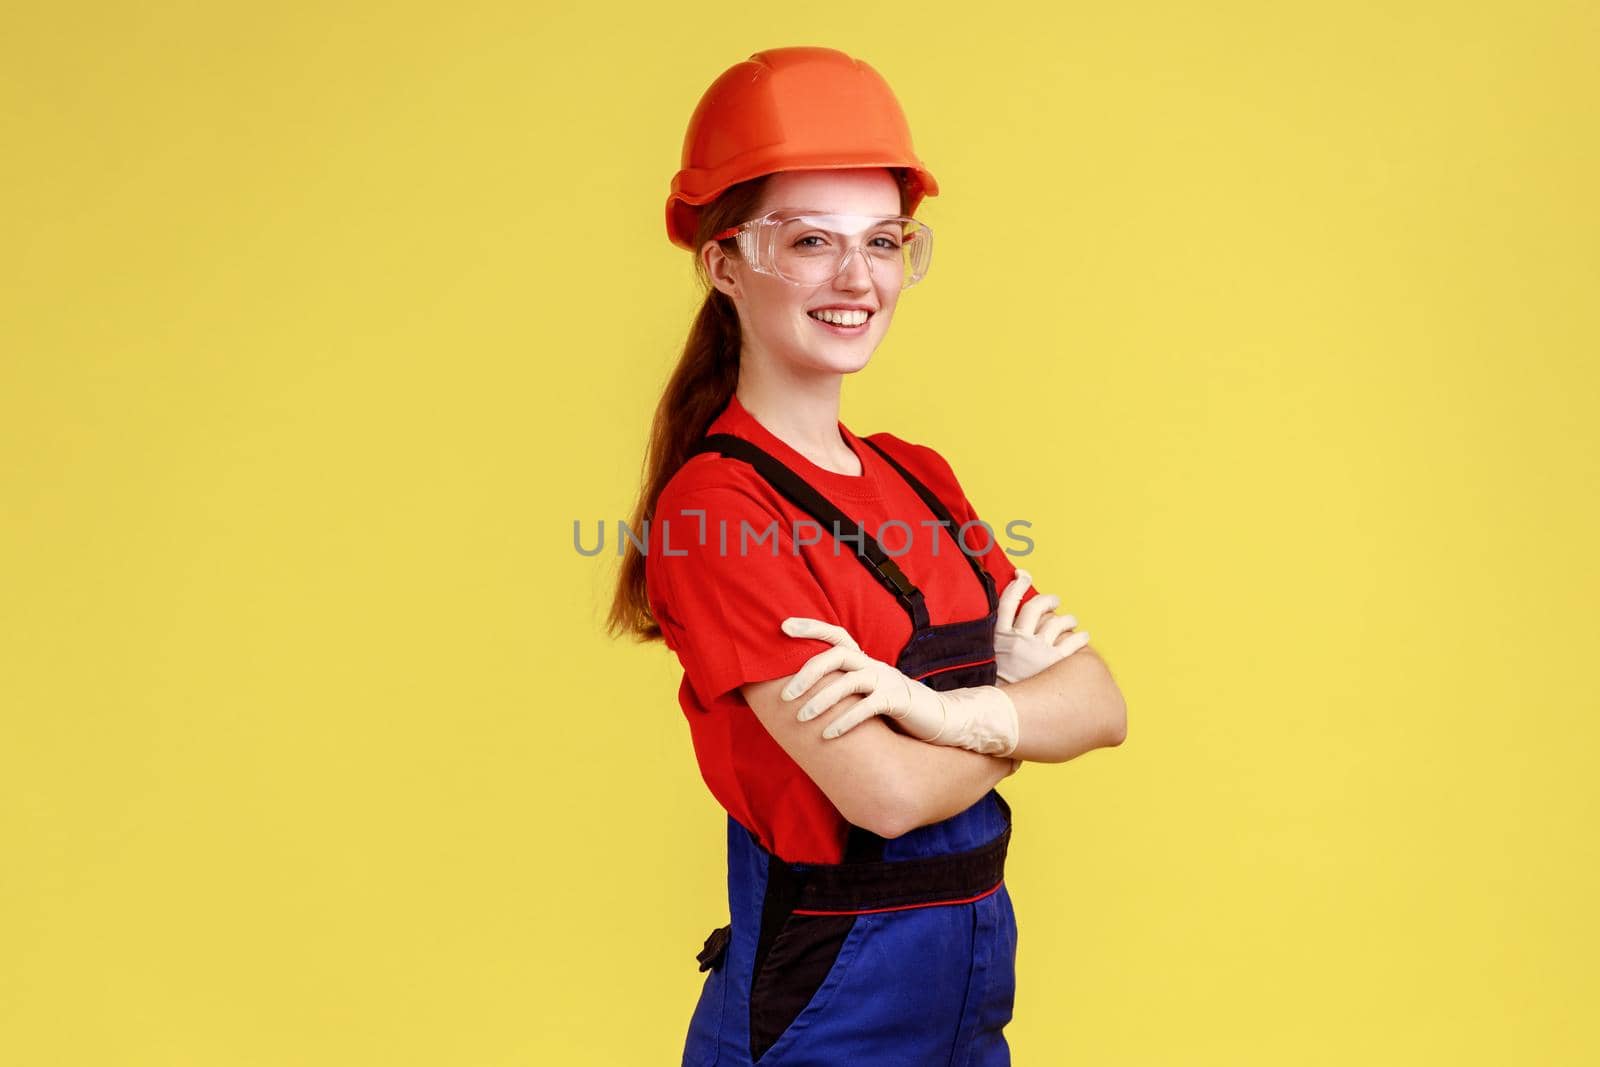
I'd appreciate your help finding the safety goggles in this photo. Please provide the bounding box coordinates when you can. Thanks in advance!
[711,209,934,289]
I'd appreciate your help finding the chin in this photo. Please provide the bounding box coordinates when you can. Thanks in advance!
[804,345,876,376]
[771,331,877,376]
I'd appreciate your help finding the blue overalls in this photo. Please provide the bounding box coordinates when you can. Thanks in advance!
[681,432,1019,1067]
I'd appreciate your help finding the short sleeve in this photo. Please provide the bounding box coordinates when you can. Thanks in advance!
[647,486,845,707]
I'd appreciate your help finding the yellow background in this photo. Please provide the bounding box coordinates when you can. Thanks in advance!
[3,2,1596,1063]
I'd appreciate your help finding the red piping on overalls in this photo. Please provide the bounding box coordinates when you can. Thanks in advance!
[913,657,996,682]
[790,878,1004,917]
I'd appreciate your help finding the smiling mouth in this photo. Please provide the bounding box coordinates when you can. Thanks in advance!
[806,309,873,328]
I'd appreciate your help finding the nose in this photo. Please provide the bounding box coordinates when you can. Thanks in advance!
[830,245,876,292]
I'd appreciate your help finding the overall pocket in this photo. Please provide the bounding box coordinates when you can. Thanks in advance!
[747,911,860,1063]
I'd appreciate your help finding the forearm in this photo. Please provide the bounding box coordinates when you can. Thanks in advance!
[746,674,1016,840]
[880,729,1018,837]
[1000,645,1127,763]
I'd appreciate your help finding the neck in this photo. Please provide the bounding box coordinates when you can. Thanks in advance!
[734,363,858,476]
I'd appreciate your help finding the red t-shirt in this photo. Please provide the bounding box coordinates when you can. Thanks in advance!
[645,394,1038,863]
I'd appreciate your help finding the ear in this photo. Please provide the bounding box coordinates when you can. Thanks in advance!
[702,240,742,301]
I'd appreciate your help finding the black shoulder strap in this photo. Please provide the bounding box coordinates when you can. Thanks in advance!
[687,433,929,630]
[858,437,998,611]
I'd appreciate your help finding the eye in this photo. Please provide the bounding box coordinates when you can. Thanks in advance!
[870,235,903,250]
[794,233,831,249]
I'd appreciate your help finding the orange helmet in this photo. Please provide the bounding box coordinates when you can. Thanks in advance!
[666,46,940,251]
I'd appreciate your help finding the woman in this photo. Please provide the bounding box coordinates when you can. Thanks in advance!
[608,46,1128,1066]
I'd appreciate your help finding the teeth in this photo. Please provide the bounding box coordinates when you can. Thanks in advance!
[808,308,869,326]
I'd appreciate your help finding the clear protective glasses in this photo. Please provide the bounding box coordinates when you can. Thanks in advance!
[711,209,934,290]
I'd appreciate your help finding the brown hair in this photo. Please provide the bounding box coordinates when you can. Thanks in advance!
[605,169,919,644]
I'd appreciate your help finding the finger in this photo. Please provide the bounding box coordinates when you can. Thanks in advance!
[780,645,868,701]
[1055,630,1091,656]
[1037,613,1076,646]
[1015,592,1061,636]
[797,668,878,723]
[821,691,892,739]
[781,617,861,651]
[994,570,1031,632]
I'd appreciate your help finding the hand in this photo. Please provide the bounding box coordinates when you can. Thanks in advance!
[779,617,946,740]
[993,569,1090,684]
[778,617,1020,757]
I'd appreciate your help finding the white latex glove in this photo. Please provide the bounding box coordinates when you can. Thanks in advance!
[778,617,1020,757]
[993,569,1091,684]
